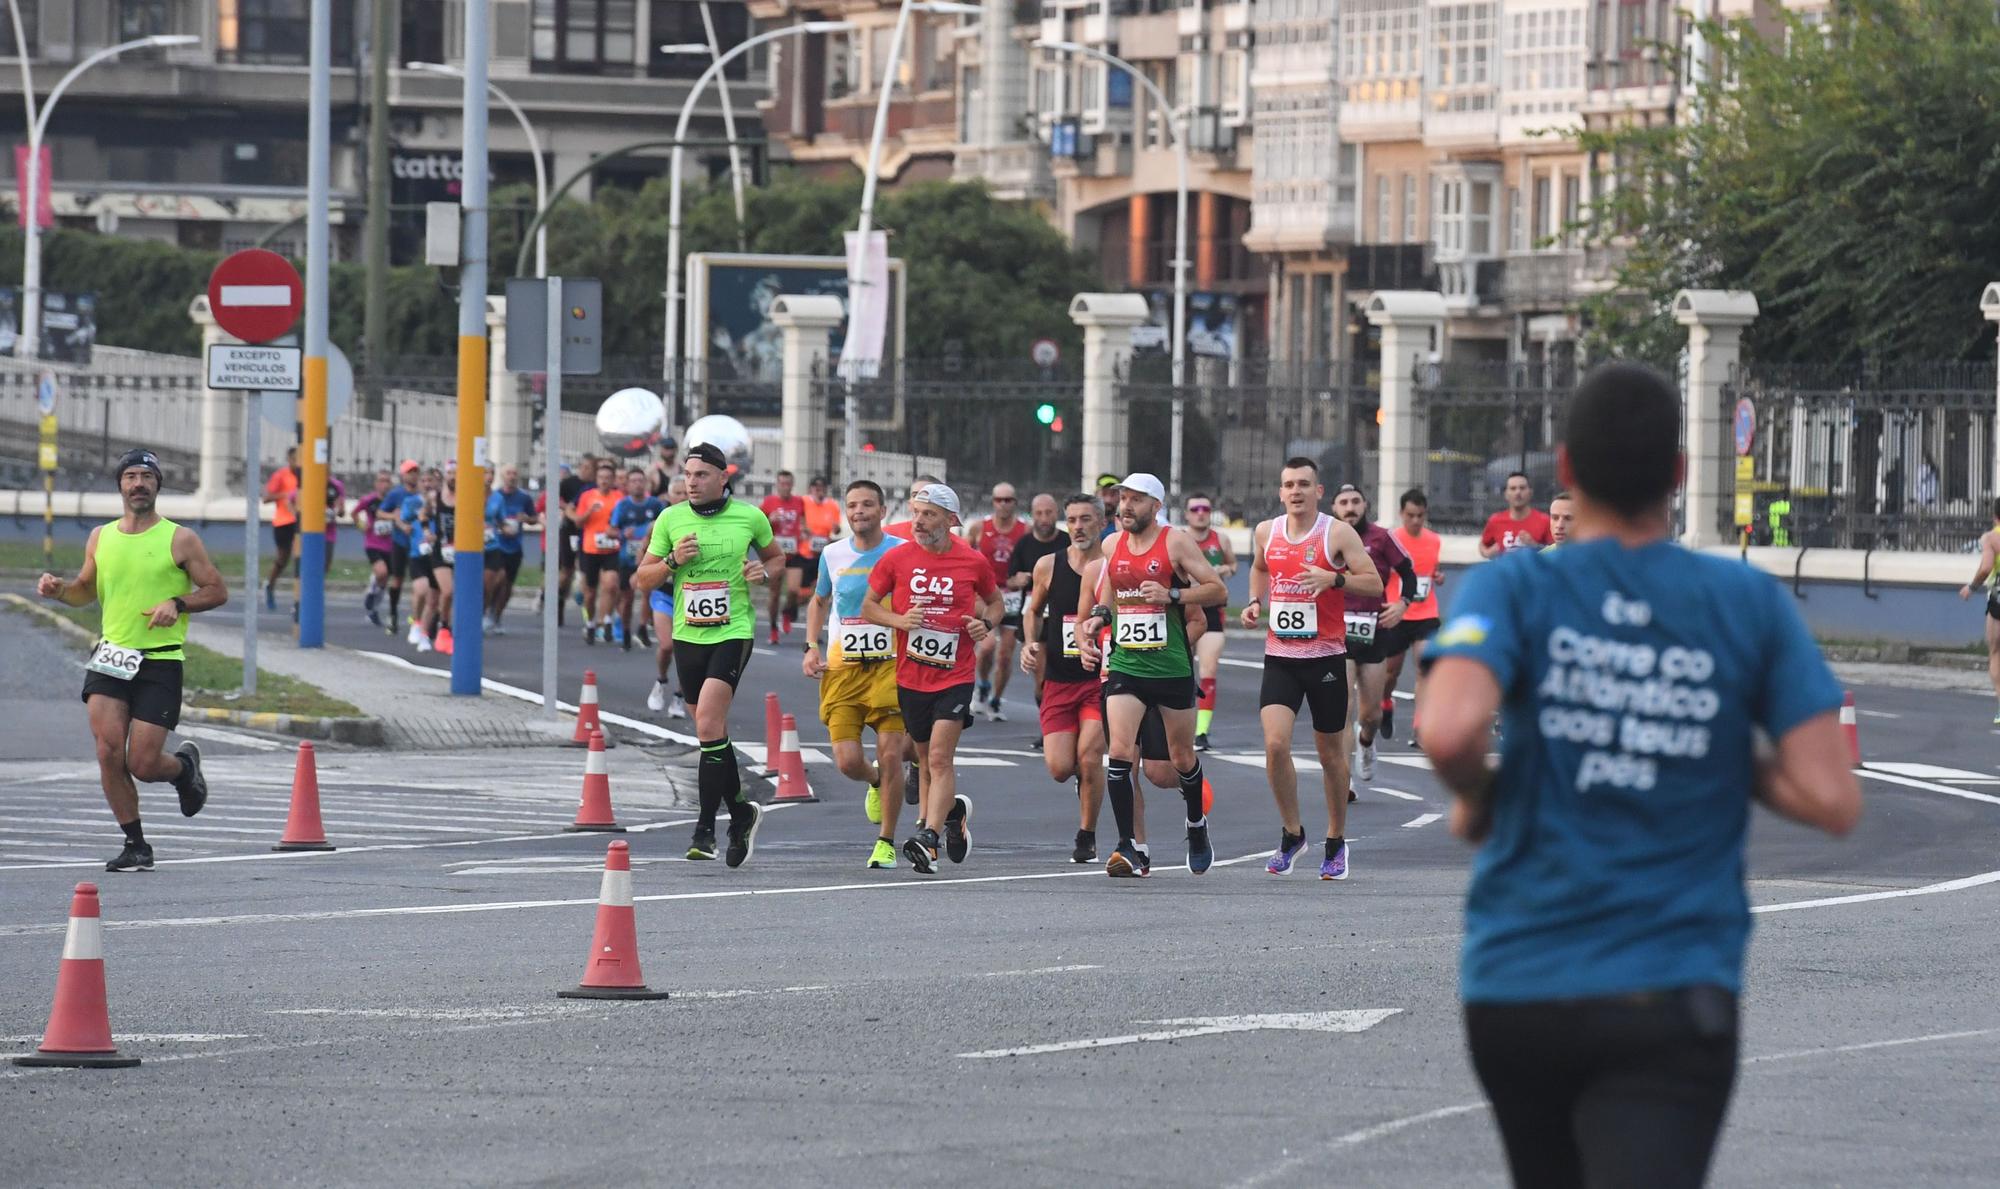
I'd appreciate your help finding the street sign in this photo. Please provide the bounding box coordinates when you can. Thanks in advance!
[38,414,57,471]
[504,277,603,375]
[207,343,303,392]
[1733,397,1756,456]
[207,249,305,344]
[35,369,57,414]
[1030,338,1060,369]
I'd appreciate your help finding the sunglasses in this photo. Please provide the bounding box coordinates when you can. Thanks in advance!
[1186,504,1211,513]
[993,496,1016,503]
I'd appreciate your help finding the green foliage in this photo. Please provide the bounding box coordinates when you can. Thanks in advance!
[1579,0,2000,363]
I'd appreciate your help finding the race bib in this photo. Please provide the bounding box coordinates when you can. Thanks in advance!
[483,526,497,546]
[1114,604,1168,651]
[1270,595,1319,640]
[775,534,799,555]
[503,517,521,536]
[593,532,617,551]
[906,625,961,669]
[1344,611,1378,645]
[810,535,830,553]
[85,639,143,681]
[1061,615,1080,658]
[417,541,434,557]
[682,581,731,626]
[1414,575,1433,601]
[1002,589,1025,616]
[440,544,456,563]
[836,621,895,661]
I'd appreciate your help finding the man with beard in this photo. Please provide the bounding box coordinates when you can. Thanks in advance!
[1183,492,1237,751]
[1331,484,1418,784]
[1005,493,1067,714]
[965,482,1029,721]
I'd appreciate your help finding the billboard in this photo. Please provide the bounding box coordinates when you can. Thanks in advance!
[685,252,907,388]
[1131,290,1238,362]
[0,287,97,364]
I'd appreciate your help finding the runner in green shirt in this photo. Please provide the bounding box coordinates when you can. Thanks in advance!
[634,442,787,867]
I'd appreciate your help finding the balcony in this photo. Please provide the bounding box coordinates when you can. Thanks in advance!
[1101,236,1262,291]
[1500,251,1582,309]
[821,94,958,143]
[1437,257,1506,314]
[1345,244,1435,292]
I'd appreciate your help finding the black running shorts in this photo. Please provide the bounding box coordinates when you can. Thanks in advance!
[578,552,616,587]
[674,638,754,706]
[389,542,411,581]
[81,657,183,731]
[899,682,977,745]
[1101,670,1197,711]
[1259,653,1350,735]
[484,550,523,581]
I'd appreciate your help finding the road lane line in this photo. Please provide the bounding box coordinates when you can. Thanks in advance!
[1401,813,1443,829]
[1859,767,2000,808]
[1752,867,2000,914]
[1744,1027,2000,1065]
[1372,787,1425,802]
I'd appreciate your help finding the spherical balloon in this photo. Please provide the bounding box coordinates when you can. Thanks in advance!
[595,387,666,458]
[684,414,754,475]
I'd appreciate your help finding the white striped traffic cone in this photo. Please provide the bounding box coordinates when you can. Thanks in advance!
[12,883,140,1068]
[557,841,669,1001]
[1841,690,1861,767]
[568,669,612,747]
[770,713,818,803]
[565,729,624,832]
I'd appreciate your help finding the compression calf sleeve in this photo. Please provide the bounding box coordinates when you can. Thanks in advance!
[698,738,736,829]
[1105,758,1137,844]
[1176,761,1206,823]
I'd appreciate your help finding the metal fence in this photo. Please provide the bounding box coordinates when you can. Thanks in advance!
[1723,361,1996,552]
[1415,358,1577,535]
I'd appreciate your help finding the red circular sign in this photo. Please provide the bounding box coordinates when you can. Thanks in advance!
[207,249,304,344]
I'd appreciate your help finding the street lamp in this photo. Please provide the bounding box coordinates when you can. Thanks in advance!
[406,62,549,279]
[1034,37,1190,499]
[15,33,200,359]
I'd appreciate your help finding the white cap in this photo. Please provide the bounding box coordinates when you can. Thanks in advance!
[911,482,963,523]
[1118,473,1167,504]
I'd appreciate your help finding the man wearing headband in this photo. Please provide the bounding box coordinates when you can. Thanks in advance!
[634,441,789,868]
[38,449,228,872]
[1183,493,1236,752]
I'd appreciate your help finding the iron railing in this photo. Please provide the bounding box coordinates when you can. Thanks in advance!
[1414,358,1577,534]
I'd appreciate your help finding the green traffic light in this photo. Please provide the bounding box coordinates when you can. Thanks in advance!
[1036,403,1056,426]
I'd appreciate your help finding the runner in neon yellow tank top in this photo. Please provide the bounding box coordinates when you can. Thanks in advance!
[36,449,228,872]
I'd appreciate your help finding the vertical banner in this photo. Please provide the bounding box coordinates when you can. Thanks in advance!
[837,231,890,382]
[14,145,52,229]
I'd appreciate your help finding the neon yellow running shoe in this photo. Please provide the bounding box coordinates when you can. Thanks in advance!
[867,838,897,869]
[865,783,882,825]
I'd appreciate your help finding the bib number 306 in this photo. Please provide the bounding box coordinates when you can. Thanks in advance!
[86,640,143,681]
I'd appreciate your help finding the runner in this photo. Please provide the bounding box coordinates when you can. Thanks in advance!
[1184,492,1238,751]
[803,475,845,589]
[882,474,941,807]
[646,439,679,499]
[1422,362,1859,1189]
[864,484,1003,875]
[803,480,910,868]
[399,468,442,651]
[353,469,395,627]
[36,449,226,871]
[610,467,665,652]
[1479,471,1553,556]
[1005,493,1067,715]
[1332,484,1418,784]
[1241,459,1383,880]
[882,473,940,542]
[966,482,1029,720]
[1022,494,1111,863]
[573,459,622,646]
[1074,472,1229,877]
[482,464,539,635]
[761,469,810,643]
[645,477,690,719]
[556,456,593,628]
[634,442,787,868]
[1545,491,1575,549]
[1383,488,1444,744]
[262,445,300,610]
[1096,473,1122,539]
[380,460,422,635]
[1959,499,2000,723]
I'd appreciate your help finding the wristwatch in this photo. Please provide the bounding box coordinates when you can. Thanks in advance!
[1333,573,1346,590]
[803,642,817,654]
[1168,587,1182,605]
[171,596,188,615]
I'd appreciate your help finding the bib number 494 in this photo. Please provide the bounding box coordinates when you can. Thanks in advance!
[906,626,960,668]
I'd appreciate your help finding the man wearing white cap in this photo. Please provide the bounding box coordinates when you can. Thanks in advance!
[865,483,1005,874]
[1076,472,1229,876]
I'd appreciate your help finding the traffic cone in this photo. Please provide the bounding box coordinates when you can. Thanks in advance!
[1202,777,1215,816]
[567,669,611,747]
[565,730,625,832]
[273,741,336,852]
[770,713,818,803]
[1841,690,1861,767]
[557,841,670,1001]
[762,692,782,775]
[12,883,140,1068]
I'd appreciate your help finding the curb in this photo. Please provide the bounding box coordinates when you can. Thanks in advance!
[1821,642,1988,670]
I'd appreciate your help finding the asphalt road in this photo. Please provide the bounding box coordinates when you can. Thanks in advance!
[5,595,2000,1187]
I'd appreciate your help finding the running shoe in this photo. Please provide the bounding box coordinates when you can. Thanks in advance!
[768,625,780,645]
[988,698,1006,723]
[611,619,626,645]
[1195,732,1212,752]
[406,621,423,647]
[646,681,667,713]
[105,841,154,873]
[902,828,940,875]
[490,620,506,637]
[367,606,382,628]
[685,828,718,861]
[1106,841,1144,878]
[1266,830,1307,875]
[725,802,763,869]
[904,761,921,805]
[264,585,276,612]
[364,587,380,614]
[482,614,496,633]
[867,838,898,869]
[621,633,633,653]
[667,694,688,720]
[864,784,882,825]
[173,741,207,817]
[582,623,597,645]
[781,613,795,636]
[1382,702,1396,740]
[1357,738,1377,781]
[415,634,433,653]
[1320,840,1350,881]
[1185,817,1214,875]
[436,628,454,656]
[944,794,972,863]
[1071,829,1096,864]
[635,622,652,648]
[1135,844,1152,878]
[1348,788,1358,804]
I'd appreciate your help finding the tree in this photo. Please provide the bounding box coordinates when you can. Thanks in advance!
[1579,0,2000,364]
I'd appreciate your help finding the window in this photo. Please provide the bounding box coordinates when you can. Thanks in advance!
[1533,173,1551,245]
[402,0,445,66]
[118,0,175,39]
[1502,3,1586,115]
[648,2,748,80]
[1433,174,1496,256]
[1376,174,1391,241]
[1508,184,1523,250]
[2,0,35,56]
[1468,180,1493,254]
[219,0,357,65]
[532,0,637,75]
[1429,1,1497,113]
[960,65,980,143]
[828,30,860,100]
[1561,173,1581,247]
[1402,173,1417,242]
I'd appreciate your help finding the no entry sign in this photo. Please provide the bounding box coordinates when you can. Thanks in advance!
[207,249,304,344]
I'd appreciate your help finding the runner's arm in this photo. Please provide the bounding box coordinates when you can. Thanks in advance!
[1022,554,1055,645]
[171,527,230,615]
[632,552,672,597]
[1167,529,1227,608]
[1754,714,1862,836]
[38,526,101,605]
[1418,656,1501,840]
[1326,520,1385,598]
[1241,522,1269,627]
[1963,535,1997,597]
[1217,532,1238,576]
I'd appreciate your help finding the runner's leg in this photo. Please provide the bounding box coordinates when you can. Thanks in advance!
[1261,703,1304,835]
[1101,693,1145,844]
[991,631,1018,707]
[1195,632,1223,740]
[1312,726,1350,841]
[87,696,140,827]
[874,728,908,839]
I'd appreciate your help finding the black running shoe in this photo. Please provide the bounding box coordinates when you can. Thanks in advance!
[944,794,972,863]
[621,634,633,653]
[1072,829,1097,864]
[1348,788,1358,804]
[636,622,652,648]
[685,828,718,861]
[173,741,207,817]
[1185,818,1214,875]
[1195,732,1212,752]
[1382,704,1396,740]
[902,828,940,875]
[1136,846,1153,878]
[903,761,920,806]
[106,841,154,872]
[725,802,763,868]
[1106,841,1143,878]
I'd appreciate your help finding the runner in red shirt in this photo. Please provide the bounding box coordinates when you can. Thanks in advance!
[865,483,1003,875]
[877,472,942,812]
[1479,471,1553,556]
[965,481,1029,721]
[761,469,810,642]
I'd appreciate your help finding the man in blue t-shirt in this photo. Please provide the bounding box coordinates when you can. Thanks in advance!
[482,465,541,635]
[1421,363,1861,1189]
[609,468,666,652]
[378,461,421,636]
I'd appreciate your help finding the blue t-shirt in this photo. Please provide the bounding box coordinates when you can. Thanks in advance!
[610,495,665,565]
[485,489,537,555]
[815,533,906,664]
[380,486,417,547]
[399,498,429,552]
[1427,539,1843,1004]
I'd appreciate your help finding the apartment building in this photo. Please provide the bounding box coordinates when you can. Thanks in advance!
[2,1,760,260]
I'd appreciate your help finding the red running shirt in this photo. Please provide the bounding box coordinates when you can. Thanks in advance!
[973,517,1028,586]
[868,538,1001,692]
[1480,508,1552,553]
[1261,513,1346,660]
[762,495,808,556]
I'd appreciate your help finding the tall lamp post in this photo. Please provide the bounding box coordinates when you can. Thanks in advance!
[14,33,201,359]
[657,43,749,234]
[407,62,548,278]
[1034,37,1190,498]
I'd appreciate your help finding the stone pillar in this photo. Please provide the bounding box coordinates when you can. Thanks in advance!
[1196,190,1220,288]
[189,295,243,504]
[1980,283,2000,491]
[1672,290,1758,550]
[1364,291,1447,522]
[1128,194,1152,289]
[485,295,532,473]
[1070,293,1151,492]
[770,295,844,479]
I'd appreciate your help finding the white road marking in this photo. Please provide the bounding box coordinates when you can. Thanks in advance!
[175,724,290,751]
[1855,709,1900,720]
[1372,787,1424,802]
[1942,777,2000,785]
[1866,761,1999,783]
[973,964,1103,978]
[1859,768,2000,808]
[1,1032,252,1044]
[958,1008,1400,1059]
[1753,867,2000,914]
[1377,754,1434,771]
[1401,813,1443,829]
[1745,1027,2000,1065]
[270,1006,589,1022]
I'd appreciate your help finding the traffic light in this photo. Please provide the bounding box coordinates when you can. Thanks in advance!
[1035,402,1057,426]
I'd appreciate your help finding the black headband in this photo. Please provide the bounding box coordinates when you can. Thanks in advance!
[115,450,162,484]
[687,443,729,471]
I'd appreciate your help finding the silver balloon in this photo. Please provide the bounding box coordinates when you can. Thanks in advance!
[684,414,753,475]
[595,387,666,458]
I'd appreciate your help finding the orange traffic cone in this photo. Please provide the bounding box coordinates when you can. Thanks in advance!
[557,841,670,1001]
[273,741,336,852]
[1841,690,1861,767]
[568,669,611,747]
[566,729,624,832]
[1202,777,1215,816]
[770,713,818,803]
[762,692,782,775]
[12,883,140,1068]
